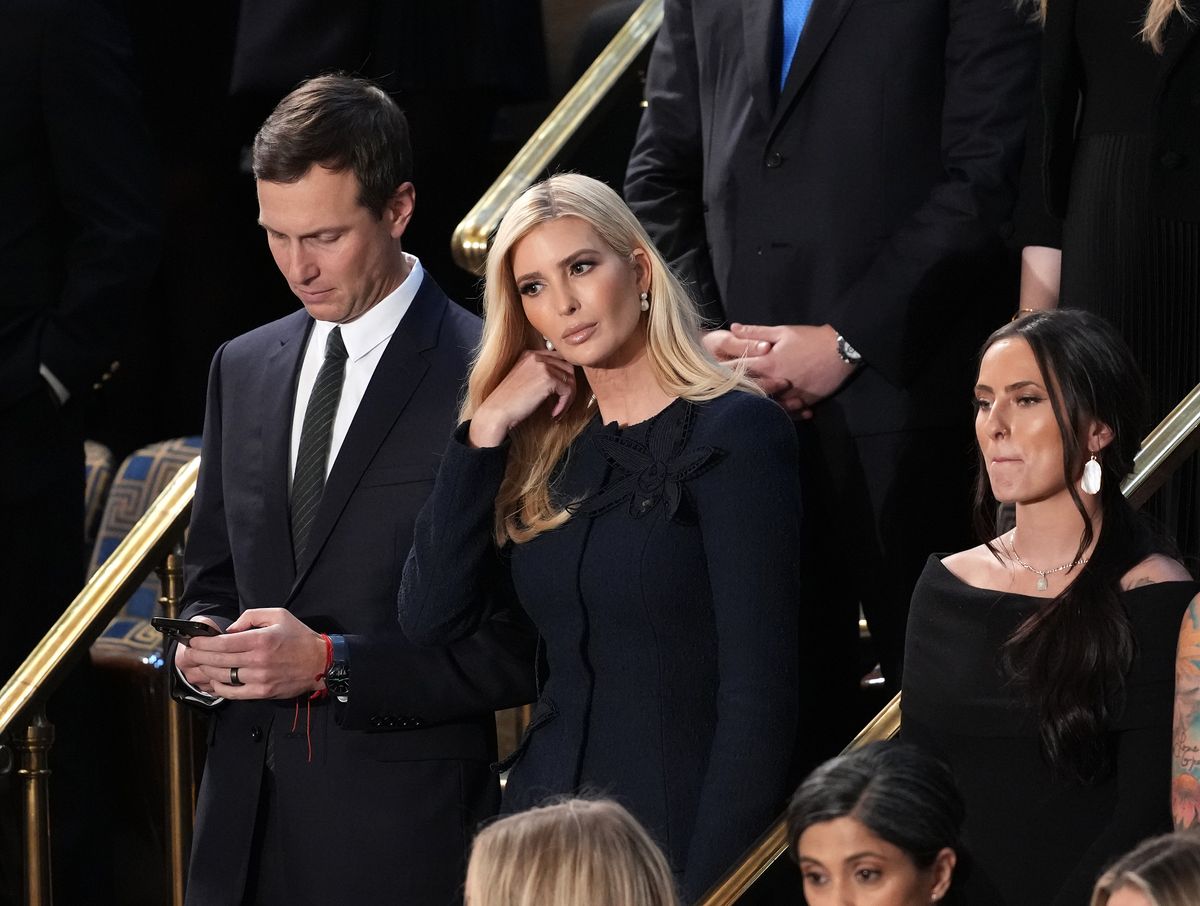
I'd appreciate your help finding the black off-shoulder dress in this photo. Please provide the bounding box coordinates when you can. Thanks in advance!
[399,392,802,901]
[902,555,1199,906]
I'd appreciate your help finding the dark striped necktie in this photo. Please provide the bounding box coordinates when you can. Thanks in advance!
[290,325,348,565]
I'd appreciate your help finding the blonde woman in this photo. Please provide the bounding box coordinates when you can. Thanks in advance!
[399,174,801,900]
[465,798,681,906]
[1016,0,1200,557]
[1091,831,1200,906]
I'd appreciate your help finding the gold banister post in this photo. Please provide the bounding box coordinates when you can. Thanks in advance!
[14,706,54,906]
[158,544,191,906]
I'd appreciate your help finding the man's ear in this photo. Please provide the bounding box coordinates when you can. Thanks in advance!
[385,182,416,239]
[1086,418,1115,454]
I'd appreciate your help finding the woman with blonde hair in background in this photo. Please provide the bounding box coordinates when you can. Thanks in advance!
[399,173,801,899]
[465,798,681,906]
[1091,831,1200,906]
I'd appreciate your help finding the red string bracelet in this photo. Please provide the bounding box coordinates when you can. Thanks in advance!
[291,634,335,763]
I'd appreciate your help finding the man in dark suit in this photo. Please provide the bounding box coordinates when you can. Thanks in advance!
[172,75,536,905]
[626,0,1038,745]
[1,1,159,901]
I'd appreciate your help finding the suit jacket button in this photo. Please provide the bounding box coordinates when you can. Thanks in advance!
[1161,151,1185,170]
[250,727,262,742]
[765,151,784,168]
[370,715,383,728]
[409,719,422,729]
[384,716,398,729]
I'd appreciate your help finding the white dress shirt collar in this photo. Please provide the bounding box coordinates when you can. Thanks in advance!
[307,254,424,362]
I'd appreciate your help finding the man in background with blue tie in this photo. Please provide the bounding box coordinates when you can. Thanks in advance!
[626,0,1039,758]
[170,75,536,905]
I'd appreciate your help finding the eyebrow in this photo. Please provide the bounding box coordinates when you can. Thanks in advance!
[974,380,1045,393]
[514,248,603,285]
[843,850,887,861]
[798,850,887,866]
[257,220,344,240]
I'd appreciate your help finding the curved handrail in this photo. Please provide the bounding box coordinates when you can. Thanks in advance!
[698,380,1200,905]
[0,457,199,736]
[450,0,663,274]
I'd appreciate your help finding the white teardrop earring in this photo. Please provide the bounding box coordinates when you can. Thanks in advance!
[1081,454,1102,495]
[544,337,555,351]
[639,291,650,312]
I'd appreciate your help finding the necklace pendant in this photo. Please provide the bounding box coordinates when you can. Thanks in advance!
[1037,574,1049,591]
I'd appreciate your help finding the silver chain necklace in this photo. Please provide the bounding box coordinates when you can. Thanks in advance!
[1008,528,1089,591]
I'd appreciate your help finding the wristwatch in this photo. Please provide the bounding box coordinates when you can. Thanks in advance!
[835,333,863,365]
[326,633,350,702]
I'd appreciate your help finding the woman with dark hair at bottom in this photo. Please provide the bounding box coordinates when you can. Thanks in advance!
[901,309,1200,905]
[787,742,964,906]
[1091,831,1200,906]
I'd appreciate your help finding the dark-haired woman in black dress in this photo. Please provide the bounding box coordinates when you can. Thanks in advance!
[902,311,1199,905]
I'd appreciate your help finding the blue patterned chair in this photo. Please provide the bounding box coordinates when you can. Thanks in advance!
[83,440,115,561]
[88,437,202,672]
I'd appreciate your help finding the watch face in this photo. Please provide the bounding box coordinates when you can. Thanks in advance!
[326,664,350,697]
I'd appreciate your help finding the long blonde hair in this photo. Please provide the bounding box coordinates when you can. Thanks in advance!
[464,173,758,545]
[1037,0,1190,52]
[464,798,681,906]
[1091,831,1200,906]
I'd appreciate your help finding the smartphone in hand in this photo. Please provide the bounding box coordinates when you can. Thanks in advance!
[151,617,221,642]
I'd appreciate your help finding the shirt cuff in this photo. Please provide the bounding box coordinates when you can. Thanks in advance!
[39,364,70,405]
[175,662,224,706]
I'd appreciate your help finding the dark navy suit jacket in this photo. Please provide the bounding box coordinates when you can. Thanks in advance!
[176,274,537,905]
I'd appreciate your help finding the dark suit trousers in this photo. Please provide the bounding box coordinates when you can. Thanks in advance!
[793,415,975,767]
[0,389,116,904]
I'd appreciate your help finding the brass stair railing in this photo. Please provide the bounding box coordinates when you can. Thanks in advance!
[0,458,199,906]
[450,0,663,274]
[697,381,1200,905]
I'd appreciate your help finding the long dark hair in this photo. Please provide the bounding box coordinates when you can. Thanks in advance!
[787,742,965,870]
[973,310,1154,782]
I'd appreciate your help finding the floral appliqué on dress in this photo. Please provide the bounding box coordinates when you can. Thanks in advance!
[569,401,724,523]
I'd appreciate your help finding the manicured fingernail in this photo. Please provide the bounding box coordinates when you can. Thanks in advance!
[757,341,769,351]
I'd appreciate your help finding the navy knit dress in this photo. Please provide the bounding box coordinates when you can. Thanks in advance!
[399,391,802,900]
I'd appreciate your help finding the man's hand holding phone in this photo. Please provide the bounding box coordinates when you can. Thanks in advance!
[159,616,224,695]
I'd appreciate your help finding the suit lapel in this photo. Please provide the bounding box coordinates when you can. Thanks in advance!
[741,0,779,122]
[288,275,449,595]
[260,313,311,592]
[769,0,857,138]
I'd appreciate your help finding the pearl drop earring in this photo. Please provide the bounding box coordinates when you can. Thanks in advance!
[639,291,650,312]
[544,337,555,351]
[1081,454,1102,495]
